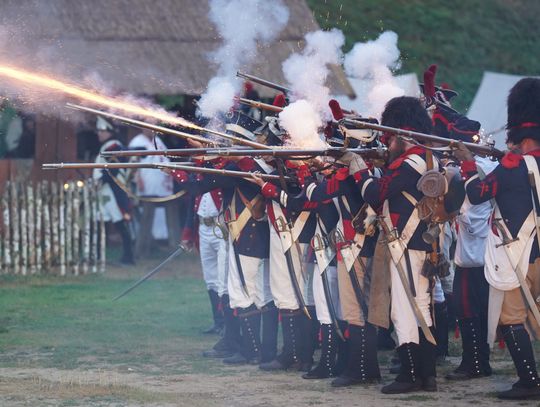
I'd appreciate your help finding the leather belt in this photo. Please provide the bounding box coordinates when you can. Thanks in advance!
[199,216,217,227]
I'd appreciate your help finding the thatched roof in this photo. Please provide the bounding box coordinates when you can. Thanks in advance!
[0,0,354,98]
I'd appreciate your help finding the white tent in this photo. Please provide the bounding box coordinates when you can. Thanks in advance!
[467,72,539,148]
[332,73,420,116]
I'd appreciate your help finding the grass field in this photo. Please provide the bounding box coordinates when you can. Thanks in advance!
[0,248,536,406]
[307,0,540,112]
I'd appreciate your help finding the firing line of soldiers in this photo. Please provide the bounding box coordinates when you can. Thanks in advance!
[46,66,540,401]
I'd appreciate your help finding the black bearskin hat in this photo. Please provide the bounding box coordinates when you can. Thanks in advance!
[506,77,540,144]
[381,96,433,135]
[225,110,263,141]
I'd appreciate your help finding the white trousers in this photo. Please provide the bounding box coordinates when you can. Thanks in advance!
[268,225,314,309]
[227,236,273,309]
[313,264,341,324]
[199,224,228,295]
[390,249,433,345]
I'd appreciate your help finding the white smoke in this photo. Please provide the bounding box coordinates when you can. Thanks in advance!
[279,29,345,147]
[279,100,326,149]
[198,0,289,118]
[283,29,345,115]
[344,31,404,118]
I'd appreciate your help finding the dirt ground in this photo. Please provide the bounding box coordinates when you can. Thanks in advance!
[1,346,537,406]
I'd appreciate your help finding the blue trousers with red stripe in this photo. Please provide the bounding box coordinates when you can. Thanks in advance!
[452,266,489,320]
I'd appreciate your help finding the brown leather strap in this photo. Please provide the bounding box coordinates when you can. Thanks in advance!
[237,188,264,219]
[426,149,434,171]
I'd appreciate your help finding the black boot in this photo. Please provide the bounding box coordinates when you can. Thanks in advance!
[331,324,380,387]
[308,306,321,351]
[223,306,261,365]
[446,317,490,380]
[298,308,315,372]
[260,302,279,363]
[377,326,396,350]
[202,294,239,358]
[381,342,422,394]
[498,324,540,400]
[434,301,448,364]
[259,309,302,371]
[418,328,437,392]
[333,320,349,376]
[303,324,337,379]
[202,289,224,334]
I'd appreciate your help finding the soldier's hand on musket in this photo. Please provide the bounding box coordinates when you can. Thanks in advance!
[187,138,204,148]
[453,141,474,162]
[338,152,368,175]
[161,167,172,175]
[248,171,265,187]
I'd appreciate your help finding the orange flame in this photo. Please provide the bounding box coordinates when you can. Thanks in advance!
[0,64,203,130]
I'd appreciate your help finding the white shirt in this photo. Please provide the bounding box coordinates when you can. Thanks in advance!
[197,192,219,217]
[454,156,498,267]
[128,134,173,197]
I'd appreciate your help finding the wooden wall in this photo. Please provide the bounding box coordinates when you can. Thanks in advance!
[0,115,85,194]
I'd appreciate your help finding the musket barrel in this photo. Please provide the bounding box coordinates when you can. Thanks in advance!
[42,162,194,170]
[66,103,270,150]
[100,147,387,159]
[236,97,283,113]
[42,162,290,182]
[66,103,218,146]
[237,71,291,95]
[342,118,504,158]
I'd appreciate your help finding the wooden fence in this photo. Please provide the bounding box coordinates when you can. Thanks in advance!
[0,179,105,275]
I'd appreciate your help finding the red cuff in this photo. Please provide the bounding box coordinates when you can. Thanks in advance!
[460,160,477,179]
[236,157,255,172]
[335,167,349,181]
[171,170,188,183]
[261,182,279,199]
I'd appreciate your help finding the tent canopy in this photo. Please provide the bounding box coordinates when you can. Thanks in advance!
[467,72,539,147]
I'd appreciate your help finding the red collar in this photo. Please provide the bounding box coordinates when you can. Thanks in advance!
[388,145,426,170]
[501,149,540,169]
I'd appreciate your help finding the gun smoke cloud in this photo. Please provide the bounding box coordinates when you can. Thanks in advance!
[279,29,345,148]
[344,31,404,118]
[197,0,289,118]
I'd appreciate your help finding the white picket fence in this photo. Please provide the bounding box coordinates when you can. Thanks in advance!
[0,179,106,275]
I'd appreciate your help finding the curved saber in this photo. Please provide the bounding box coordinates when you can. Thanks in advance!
[113,244,187,301]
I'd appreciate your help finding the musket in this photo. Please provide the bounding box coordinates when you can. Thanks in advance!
[237,71,292,95]
[237,72,354,114]
[42,162,293,182]
[235,97,283,113]
[101,147,388,160]
[341,118,504,158]
[66,103,271,150]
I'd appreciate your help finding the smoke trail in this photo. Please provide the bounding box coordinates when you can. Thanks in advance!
[197,0,289,118]
[279,29,345,147]
[0,4,190,123]
[343,31,404,118]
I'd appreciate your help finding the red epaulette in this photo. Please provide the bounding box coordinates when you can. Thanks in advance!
[388,146,426,170]
[501,152,523,169]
